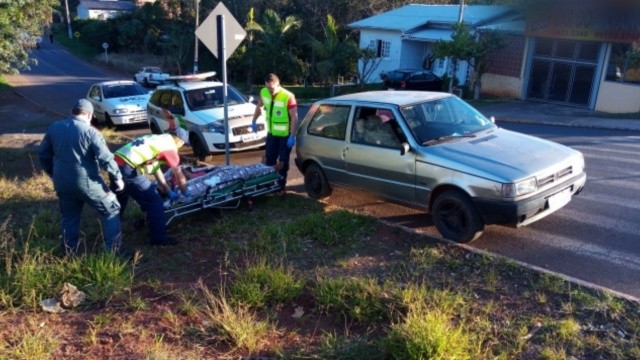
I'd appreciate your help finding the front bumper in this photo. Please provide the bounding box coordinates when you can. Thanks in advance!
[111,112,147,125]
[202,126,267,152]
[473,172,587,227]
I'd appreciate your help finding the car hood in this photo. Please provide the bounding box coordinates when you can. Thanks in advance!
[190,103,255,125]
[106,95,149,110]
[420,128,582,182]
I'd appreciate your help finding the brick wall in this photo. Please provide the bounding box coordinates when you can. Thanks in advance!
[485,34,526,78]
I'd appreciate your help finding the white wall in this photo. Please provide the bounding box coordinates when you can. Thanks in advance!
[358,29,402,83]
[480,73,523,98]
[595,81,640,113]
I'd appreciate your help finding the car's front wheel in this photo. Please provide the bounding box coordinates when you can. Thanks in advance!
[105,114,116,129]
[304,163,331,199]
[190,134,210,161]
[149,122,162,134]
[432,190,484,243]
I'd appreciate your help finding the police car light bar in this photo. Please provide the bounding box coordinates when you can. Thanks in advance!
[165,71,217,83]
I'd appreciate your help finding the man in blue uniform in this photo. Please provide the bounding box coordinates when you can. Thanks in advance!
[38,99,125,254]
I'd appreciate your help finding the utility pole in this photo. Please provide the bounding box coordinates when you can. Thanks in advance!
[64,0,72,39]
[193,0,200,74]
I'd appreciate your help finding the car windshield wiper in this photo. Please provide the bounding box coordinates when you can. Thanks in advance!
[422,133,476,146]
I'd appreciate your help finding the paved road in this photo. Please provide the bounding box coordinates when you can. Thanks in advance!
[6,44,640,300]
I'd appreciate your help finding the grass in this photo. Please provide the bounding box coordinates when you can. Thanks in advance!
[0,141,639,358]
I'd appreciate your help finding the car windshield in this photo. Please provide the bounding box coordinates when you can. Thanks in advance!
[103,83,147,99]
[399,96,496,145]
[185,85,247,111]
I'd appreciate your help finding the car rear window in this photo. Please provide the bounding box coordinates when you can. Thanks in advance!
[307,104,350,140]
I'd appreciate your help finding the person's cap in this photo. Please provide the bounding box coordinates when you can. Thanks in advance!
[72,99,93,113]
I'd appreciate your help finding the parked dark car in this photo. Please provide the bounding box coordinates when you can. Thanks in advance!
[383,69,443,91]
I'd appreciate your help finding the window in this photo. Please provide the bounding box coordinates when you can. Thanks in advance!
[368,39,391,58]
[352,107,401,147]
[307,104,349,140]
[606,43,640,85]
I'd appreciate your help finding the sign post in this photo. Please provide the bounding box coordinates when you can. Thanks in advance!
[196,2,246,165]
[102,42,109,63]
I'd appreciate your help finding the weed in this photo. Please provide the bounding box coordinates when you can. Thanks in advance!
[319,333,384,360]
[313,277,391,324]
[0,320,59,360]
[292,210,373,247]
[230,258,303,309]
[383,306,479,360]
[555,318,582,343]
[198,280,270,353]
[66,252,134,304]
[128,295,149,311]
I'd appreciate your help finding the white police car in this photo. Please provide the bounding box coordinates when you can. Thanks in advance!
[146,72,267,159]
[86,80,150,128]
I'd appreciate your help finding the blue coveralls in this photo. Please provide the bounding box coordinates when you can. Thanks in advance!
[38,116,123,253]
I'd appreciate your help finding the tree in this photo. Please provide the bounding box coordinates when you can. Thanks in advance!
[303,14,359,84]
[432,22,476,93]
[470,29,507,99]
[245,9,303,82]
[356,47,382,85]
[0,0,59,74]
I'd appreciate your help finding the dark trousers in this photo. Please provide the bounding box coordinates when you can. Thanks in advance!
[117,164,170,243]
[265,133,291,190]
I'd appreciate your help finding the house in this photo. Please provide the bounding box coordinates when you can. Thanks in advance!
[77,0,137,20]
[349,3,640,113]
[348,5,515,87]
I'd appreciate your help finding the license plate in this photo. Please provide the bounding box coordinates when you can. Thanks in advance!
[548,188,572,211]
[241,133,259,142]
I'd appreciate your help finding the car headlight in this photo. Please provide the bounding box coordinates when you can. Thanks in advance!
[502,177,537,197]
[203,121,225,134]
[112,108,130,115]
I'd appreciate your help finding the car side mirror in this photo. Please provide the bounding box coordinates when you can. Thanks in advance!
[247,95,257,105]
[400,142,410,156]
[490,116,496,124]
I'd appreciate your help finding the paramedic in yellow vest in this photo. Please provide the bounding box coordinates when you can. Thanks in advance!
[251,73,299,195]
[114,134,188,246]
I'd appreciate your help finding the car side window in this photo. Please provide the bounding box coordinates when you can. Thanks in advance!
[307,104,349,140]
[149,89,162,106]
[159,91,173,109]
[353,107,402,147]
[89,86,101,99]
[169,92,184,115]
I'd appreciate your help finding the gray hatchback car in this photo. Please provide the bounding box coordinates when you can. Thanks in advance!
[295,91,586,243]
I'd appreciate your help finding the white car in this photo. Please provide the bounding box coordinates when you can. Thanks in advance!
[133,66,170,87]
[86,81,150,128]
[146,72,267,159]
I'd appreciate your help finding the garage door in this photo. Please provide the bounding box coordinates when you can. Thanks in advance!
[526,39,602,107]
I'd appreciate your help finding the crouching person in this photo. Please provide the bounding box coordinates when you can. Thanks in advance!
[113,133,189,246]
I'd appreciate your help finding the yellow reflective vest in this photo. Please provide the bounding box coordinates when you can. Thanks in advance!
[115,134,176,174]
[260,87,293,137]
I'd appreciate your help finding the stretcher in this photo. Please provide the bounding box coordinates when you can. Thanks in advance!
[162,163,282,226]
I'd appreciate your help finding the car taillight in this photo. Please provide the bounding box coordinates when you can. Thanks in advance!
[400,81,406,89]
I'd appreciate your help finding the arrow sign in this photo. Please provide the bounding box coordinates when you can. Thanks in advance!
[196,2,246,61]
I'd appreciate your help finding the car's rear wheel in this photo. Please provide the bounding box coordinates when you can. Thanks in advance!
[190,134,209,161]
[432,190,484,243]
[304,163,331,199]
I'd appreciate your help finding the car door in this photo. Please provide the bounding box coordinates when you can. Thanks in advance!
[345,106,416,202]
[87,85,105,122]
[303,103,351,185]
[147,89,173,131]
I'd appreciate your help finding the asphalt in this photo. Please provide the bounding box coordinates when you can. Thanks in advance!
[478,100,640,131]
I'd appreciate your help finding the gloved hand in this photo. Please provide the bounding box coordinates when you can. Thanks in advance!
[251,121,258,133]
[114,179,125,192]
[287,134,296,148]
[167,189,180,201]
[182,187,193,197]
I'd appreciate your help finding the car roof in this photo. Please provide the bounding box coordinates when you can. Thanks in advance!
[95,80,138,86]
[157,80,223,91]
[325,90,452,106]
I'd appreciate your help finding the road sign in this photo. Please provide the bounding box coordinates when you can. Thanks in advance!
[74,31,80,38]
[195,2,246,61]
[102,42,108,49]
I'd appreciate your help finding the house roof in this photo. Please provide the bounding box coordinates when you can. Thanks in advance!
[403,29,454,42]
[79,1,136,11]
[348,4,513,32]
[477,19,525,34]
